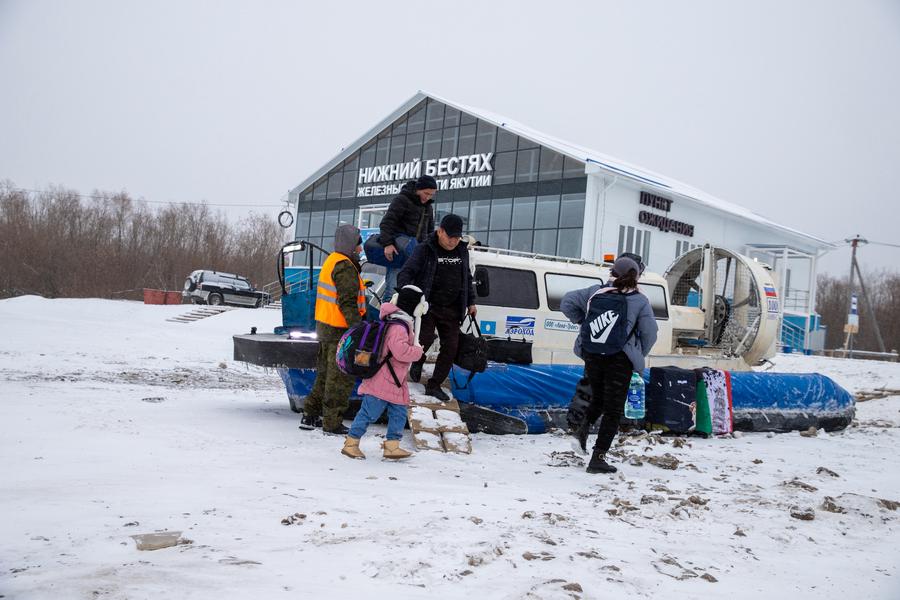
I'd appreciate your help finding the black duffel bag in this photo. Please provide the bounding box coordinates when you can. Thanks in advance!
[454,315,488,388]
[485,336,532,365]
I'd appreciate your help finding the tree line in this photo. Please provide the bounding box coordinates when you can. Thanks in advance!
[0,182,285,301]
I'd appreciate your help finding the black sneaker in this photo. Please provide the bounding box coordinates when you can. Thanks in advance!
[299,414,322,430]
[322,423,349,436]
[409,361,423,383]
[586,449,617,474]
[424,386,450,402]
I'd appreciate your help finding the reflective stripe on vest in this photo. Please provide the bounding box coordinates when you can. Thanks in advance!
[315,252,366,328]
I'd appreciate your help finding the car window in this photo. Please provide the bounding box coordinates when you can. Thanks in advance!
[639,283,669,319]
[233,279,251,290]
[477,266,539,309]
[545,273,604,311]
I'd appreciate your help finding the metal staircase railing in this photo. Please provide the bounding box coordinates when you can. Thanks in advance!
[779,318,806,352]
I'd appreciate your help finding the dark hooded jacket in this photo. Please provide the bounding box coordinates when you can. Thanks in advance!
[397,232,474,323]
[377,181,435,247]
[317,223,364,341]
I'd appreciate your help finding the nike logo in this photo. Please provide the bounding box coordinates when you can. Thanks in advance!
[589,310,619,344]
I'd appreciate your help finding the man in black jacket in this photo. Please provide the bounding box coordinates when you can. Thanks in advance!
[378,175,437,296]
[398,213,477,401]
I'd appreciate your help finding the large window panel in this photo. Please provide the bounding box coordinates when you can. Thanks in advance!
[295,210,311,238]
[488,230,510,249]
[559,193,585,227]
[392,116,408,136]
[338,207,356,227]
[476,266,539,309]
[533,229,558,255]
[518,136,538,150]
[492,151,517,185]
[470,199,491,231]
[343,153,359,171]
[539,148,564,180]
[341,170,356,198]
[489,197,512,230]
[460,111,477,125]
[509,229,532,252]
[442,127,459,157]
[323,209,339,236]
[534,194,560,229]
[327,172,343,197]
[423,130,442,160]
[425,100,444,130]
[375,137,390,165]
[452,200,470,225]
[390,136,405,163]
[457,123,477,155]
[515,148,540,183]
[404,131,423,161]
[359,142,376,169]
[475,121,496,154]
[443,106,460,127]
[563,156,585,178]
[557,228,582,258]
[407,104,426,133]
[308,210,325,237]
[313,178,327,201]
[512,196,536,229]
[434,201,452,224]
[496,129,518,152]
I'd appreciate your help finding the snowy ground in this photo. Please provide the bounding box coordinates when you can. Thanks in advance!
[2,296,899,600]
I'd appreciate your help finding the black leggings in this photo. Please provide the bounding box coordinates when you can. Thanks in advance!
[583,352,633,453]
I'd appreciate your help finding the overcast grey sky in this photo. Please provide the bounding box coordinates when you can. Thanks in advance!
[1,0,898,275]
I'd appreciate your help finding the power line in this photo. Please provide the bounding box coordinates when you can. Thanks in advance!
[7,187,284,208]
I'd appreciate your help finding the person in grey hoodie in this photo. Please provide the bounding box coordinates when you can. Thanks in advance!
[560,255,658,474]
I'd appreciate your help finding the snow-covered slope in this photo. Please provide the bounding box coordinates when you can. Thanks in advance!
[1,297,898,599]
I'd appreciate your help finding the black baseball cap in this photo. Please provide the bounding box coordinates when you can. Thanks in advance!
[439,214,464,237]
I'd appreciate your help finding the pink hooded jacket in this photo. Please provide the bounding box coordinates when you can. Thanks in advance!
[356,302,424,406]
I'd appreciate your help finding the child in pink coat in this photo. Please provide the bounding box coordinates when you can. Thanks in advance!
[342,285,428,460]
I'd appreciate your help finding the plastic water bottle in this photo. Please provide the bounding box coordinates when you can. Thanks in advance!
[624,372,645,419]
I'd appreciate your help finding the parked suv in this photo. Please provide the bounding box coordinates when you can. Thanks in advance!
[182,270,270,308]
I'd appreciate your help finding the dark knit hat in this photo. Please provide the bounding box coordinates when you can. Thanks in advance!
[415,175,438,190]
[439,213,464,237]
[611,256,640,278]
[395,285,425,316]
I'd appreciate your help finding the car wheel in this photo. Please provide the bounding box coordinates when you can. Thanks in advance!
[184,278,197,292]
[208,293,224,306]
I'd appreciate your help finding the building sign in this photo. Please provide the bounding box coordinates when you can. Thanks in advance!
[356,153,494,197]
[638,191,695,237]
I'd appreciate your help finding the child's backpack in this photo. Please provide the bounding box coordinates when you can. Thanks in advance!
[335,318,410,387]
[579,288,638,356]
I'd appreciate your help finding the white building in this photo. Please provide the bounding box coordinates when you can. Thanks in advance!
[288,91,833,351]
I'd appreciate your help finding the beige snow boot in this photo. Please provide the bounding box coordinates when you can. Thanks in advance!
[341,436,365,459]
[382,439,412,460]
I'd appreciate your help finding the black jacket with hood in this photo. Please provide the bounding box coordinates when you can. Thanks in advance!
[397,232,474,323]
[377,181,435,247]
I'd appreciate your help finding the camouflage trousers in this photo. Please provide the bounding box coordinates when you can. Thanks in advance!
[304,338,354,430]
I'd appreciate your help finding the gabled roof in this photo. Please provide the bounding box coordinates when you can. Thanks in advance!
[291,91,833,249]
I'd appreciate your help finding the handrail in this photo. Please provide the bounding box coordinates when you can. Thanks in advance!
[470,243,613,268]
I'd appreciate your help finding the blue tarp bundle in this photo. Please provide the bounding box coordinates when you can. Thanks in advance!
[728,371,854,412]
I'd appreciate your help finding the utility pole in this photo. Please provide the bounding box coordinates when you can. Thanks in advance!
[843,236,863,358]
[842,235,887,358]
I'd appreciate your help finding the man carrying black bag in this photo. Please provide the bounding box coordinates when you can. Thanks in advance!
[398,213,477,401]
